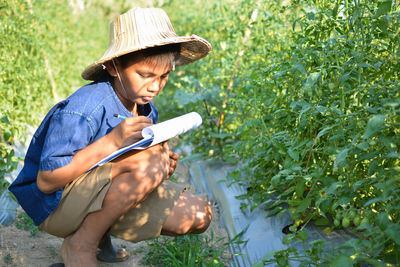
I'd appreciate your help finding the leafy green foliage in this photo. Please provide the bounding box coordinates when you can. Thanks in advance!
[14,211,40,237]
[0,0,112,188]
[141,233,230,266]
[162,0,400,265]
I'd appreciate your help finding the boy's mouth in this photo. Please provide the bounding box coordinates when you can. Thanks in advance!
[143,96,153,101]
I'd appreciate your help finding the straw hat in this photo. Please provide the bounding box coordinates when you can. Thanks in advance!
[82,7,212,80]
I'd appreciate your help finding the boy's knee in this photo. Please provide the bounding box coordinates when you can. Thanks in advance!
[161,193,212,236]
[190,199,212,234]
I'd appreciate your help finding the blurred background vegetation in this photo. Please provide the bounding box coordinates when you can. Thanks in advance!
[1,0,399,265]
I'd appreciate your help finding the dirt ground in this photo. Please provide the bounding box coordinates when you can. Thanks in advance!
[0,163,230,267]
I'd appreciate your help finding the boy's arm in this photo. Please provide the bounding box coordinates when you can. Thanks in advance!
[37,116,155,194]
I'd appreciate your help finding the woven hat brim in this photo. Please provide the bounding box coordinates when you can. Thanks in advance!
[81,35,211,81]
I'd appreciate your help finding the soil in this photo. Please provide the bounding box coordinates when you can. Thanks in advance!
[0,162,230,267]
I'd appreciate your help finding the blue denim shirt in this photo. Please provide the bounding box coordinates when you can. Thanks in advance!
[8,77,158,226]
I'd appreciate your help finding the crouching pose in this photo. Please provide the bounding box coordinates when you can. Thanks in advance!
[9,7,212,267]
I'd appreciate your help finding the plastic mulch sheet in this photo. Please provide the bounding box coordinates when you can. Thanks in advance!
[0,137,30,227]
[189,160,354,267]
[0,190,19,226]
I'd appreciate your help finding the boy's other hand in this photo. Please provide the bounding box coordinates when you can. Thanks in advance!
[111,116,153,149]
[163,141,179,179]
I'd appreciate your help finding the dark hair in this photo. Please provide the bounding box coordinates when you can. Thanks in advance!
[117,43,181,69]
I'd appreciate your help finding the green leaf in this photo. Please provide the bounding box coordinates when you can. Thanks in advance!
[339,72,350,84]
[316,197,331,213]
[282,234,296,245]
[334,196,351,207]
[180,153,203,163]
[296,181,305,198]
[324,182,344,196]
[364,197,382,207]
[316,126,333,139]
[374,61,383,70]
[293,63,306,75]
[267,206,284,217]
[292,17,302,30]
[331,255,353,267]
[303,72,320,92]
[0,115,10,125]
[296,230,308,242]
[358,62,371,68]
[314,217,330,226]
[385,224,400,245]
[261,199,281,210]
[376,213,390,231]
[270,175,281,187]
[375,1,392,17]
[385,152,400,159]
[363,115,386,139]
[334,148,349,170]
[296,198,311,213]
[262,250,276,261]
[356,142,369,150]
[3,131,12,142]
[208,132,233,139]
[288,148,299,161]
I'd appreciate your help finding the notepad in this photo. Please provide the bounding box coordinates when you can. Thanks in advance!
[87,112,203,172]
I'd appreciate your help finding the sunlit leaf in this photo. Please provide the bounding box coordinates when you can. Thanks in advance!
[363,115,386,139]
[375,1,392,17]
[314,217,330,226]
[331,255,353,266]
[0,115,10,125]
[303,72,320,92]
[376,213,390,231]
[296,198,311,213]
[288,148,299,161]
[334,148,349,170]
[385,224,400,245]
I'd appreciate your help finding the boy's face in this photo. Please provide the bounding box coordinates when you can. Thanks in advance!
[110,57,171,108]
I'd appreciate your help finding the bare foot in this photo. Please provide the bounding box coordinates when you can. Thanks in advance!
[61,235,99,267]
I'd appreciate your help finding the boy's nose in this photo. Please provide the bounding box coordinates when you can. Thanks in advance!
[148,85,158,92]
[148,81,160,92]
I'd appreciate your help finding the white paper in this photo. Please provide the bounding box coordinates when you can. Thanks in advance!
[87,112,202,172]
[140,112,202,147]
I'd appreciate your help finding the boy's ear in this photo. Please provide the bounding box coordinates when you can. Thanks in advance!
[103,61,118,77]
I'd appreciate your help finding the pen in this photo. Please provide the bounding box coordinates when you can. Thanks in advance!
[113,114,128,120]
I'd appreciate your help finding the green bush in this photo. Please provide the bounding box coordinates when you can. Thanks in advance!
[14,211,40,237]
[162,0,400,265]
[142,233,230,266]
[0,0,112,189]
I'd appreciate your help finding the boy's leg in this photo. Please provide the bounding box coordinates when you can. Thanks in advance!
[61,144,170,267]
[108,188,212,242]
[160,192,212,236]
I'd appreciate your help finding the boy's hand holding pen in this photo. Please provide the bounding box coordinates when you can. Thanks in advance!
[111,114,153,149]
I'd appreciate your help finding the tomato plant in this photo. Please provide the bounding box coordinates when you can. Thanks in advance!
[0,0,117,189]
[162,0,400,265]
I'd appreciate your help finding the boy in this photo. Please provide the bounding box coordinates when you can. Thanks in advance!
[9,7,212,267]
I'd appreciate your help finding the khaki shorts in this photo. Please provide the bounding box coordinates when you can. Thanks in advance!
[39,163,184,242]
